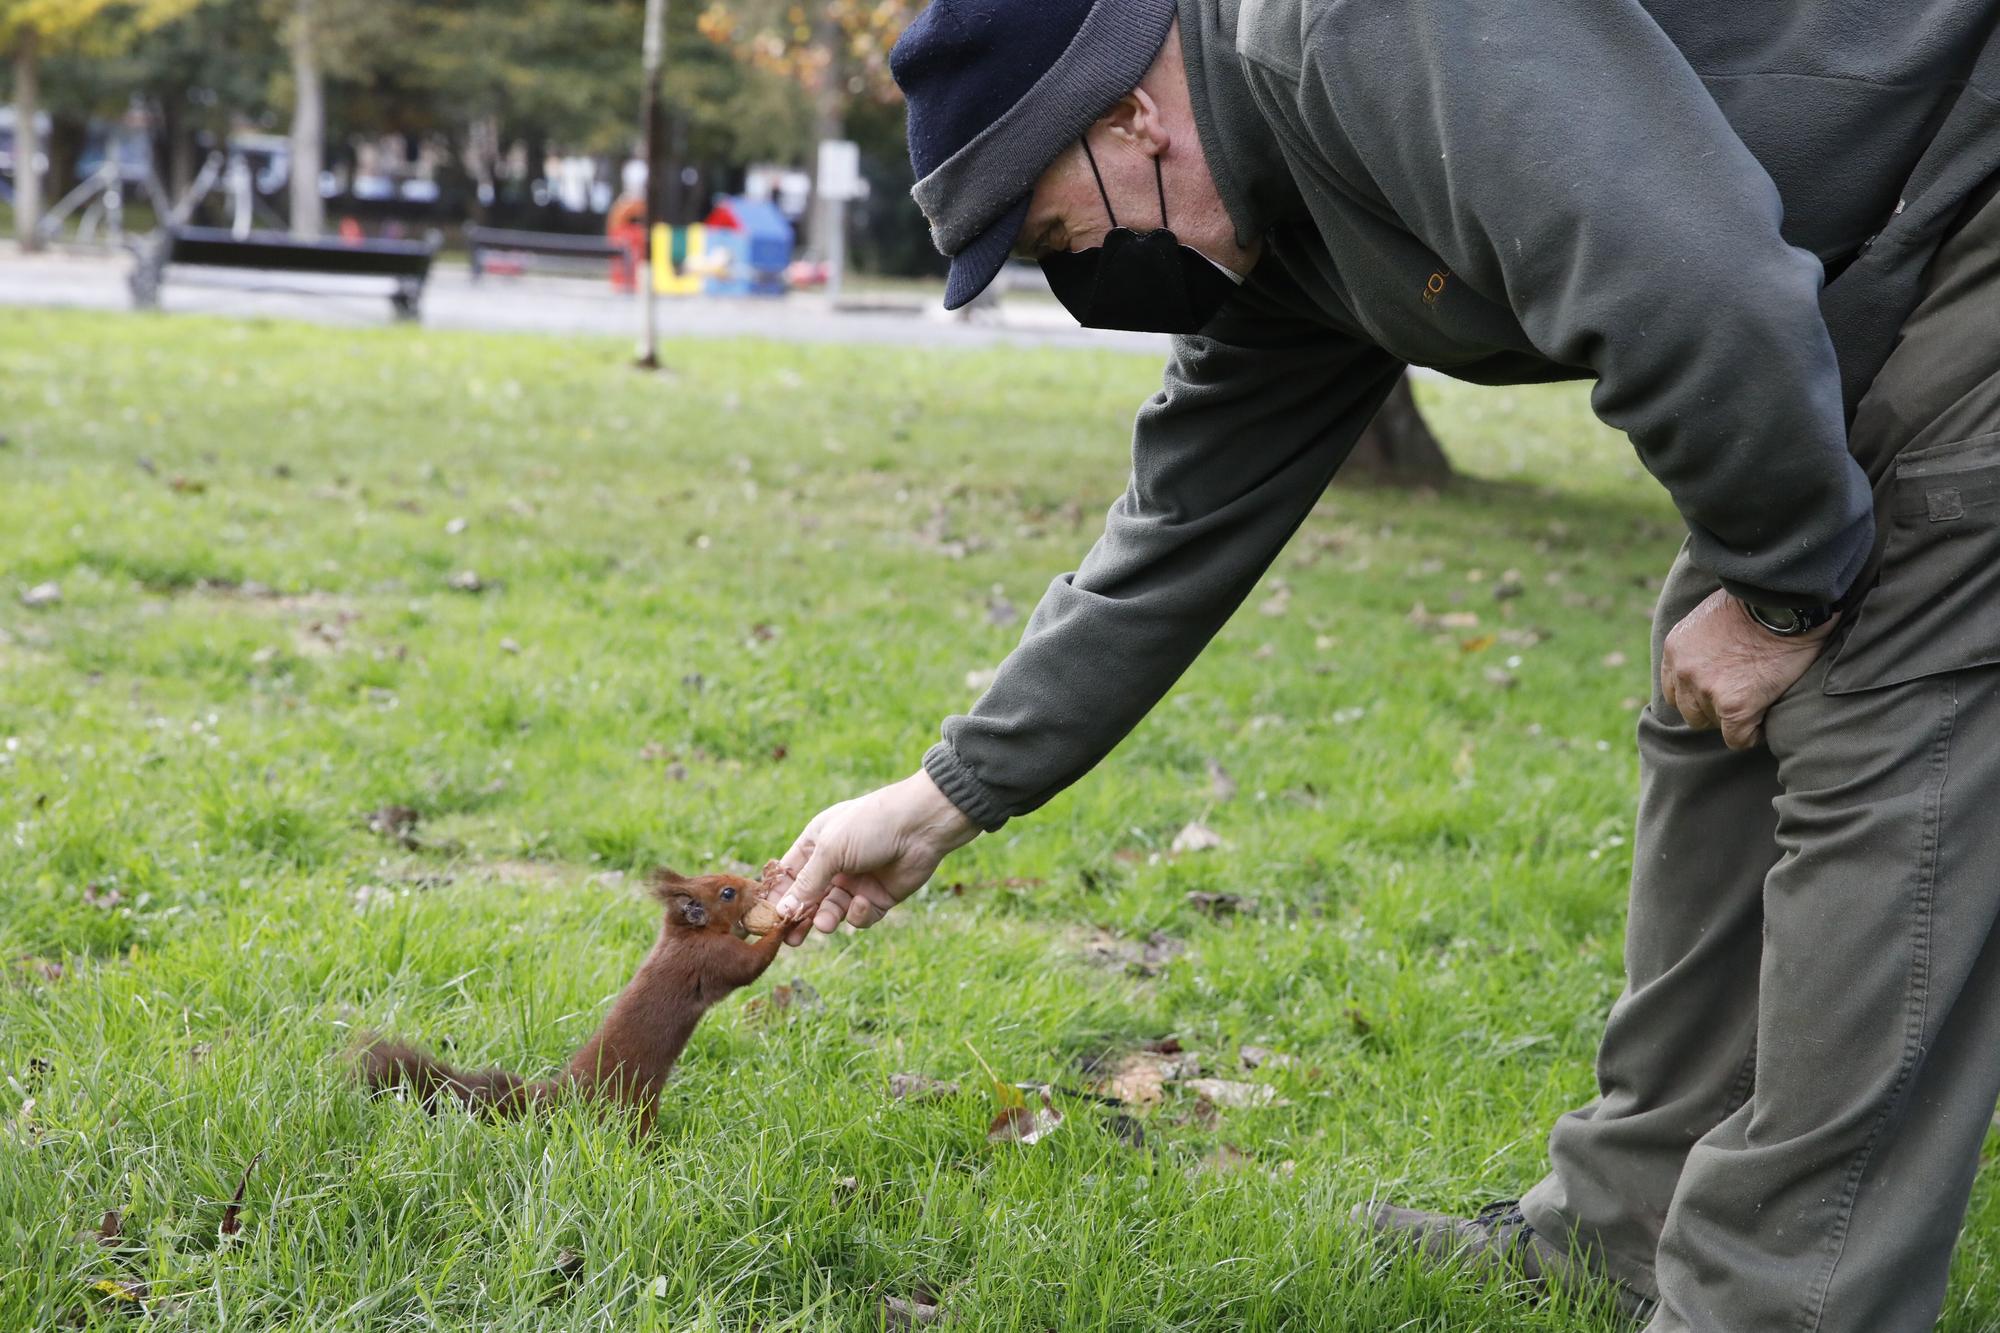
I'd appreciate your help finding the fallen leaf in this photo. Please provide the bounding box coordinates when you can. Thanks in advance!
[1438,611,1482,630]
[1101,1112,1147,1150]
[887,1073,960,1103]
[1238,1045,1298,1072]
[988,1090,1064,1145]
[13,956,63,983]
[91,1277,147,1304]
[81,883,123,910]
[1459,634,1496,654]
[1258,582,1292,617]
[1201,1144,1257,1174]
[445,517,469,536]
[1205,758,1238,802]
[883,1288,946,1329]
[965,666,1000,692]
[1170,822,1224,855]
[1141,1036,1184,1056]
[986,587,1018,627]
[168,475,207,495]
[1186,891,1256,918]
[1602,651,1630,669]
[1483,667,1518,690]
[446,569,485,593]
[218,1151,263,1237]
[651,1276,670,1299]
[1494,570,1526,600]
[1185,1078,1288,1109]
[964,1040,1026,1111]
[20,582,60,609]
[1099,1054,1167,1107]
[746,979,822,1020]
[499,637,521,654]
[364,805,423,850]
[1076,928,1186,977]
[941,876,1045,896]
[551,1248,584,1284]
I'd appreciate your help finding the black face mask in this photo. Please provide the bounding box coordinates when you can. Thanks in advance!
[1039,140,1240,335]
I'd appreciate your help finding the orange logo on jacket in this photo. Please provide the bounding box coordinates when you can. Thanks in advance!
[1423,267,1452,308]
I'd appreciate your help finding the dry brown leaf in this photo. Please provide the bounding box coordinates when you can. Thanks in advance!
[1099,1054,1167,1107]
[1186,891,1256,918]
[988,1091,1064,1145]
[1459,634,1497,654]
[1205,758,1238,802]
[883,1288,947,1329]
[1170,822,1224,855]
[1238,1045,1298,1072]
[887,1073,960,1103]
[1185,1078,1288,1109]
[218,1151,263,1238]
[364,805,422,849]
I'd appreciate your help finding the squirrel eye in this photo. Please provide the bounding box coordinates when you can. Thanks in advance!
[720,886,737,901]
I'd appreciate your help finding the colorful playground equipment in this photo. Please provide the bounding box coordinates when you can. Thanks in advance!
[650,196,795,297]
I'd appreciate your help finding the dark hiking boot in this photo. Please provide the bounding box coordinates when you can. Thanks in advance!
[1350,1198,1657,1325]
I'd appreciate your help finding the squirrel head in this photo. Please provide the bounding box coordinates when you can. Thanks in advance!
[648,868,787,937]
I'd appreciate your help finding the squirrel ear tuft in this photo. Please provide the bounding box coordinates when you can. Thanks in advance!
[647,867,689,902]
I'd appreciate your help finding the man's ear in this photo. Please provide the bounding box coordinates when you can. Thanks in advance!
[1099,87,1170,159]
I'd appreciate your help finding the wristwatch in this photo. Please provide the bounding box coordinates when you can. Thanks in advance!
[1742,601,1839,637]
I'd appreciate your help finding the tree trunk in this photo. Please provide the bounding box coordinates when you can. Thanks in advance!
[1345,375,1456,487]
[13,29,42,252]
[288,0,325,239]
[48,109,86,211]
[807,6,844,261]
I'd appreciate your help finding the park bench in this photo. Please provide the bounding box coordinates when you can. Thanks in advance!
[465,225,627,280]
[128,226,441,321]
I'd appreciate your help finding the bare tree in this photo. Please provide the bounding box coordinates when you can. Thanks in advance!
[287,0,324,238]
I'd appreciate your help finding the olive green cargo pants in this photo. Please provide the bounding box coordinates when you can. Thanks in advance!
[1519,180,2000,1332]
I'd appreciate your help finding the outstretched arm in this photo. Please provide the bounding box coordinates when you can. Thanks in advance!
[705,925,789,990]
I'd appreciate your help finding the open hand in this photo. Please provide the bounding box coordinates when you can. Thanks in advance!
[773,769,982,943]
[1660,589,1837,750]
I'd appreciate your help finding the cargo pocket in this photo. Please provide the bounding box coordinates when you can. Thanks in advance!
[1825,432,2000,695]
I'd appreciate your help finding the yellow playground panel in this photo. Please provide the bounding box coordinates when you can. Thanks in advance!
[652,223,719,296]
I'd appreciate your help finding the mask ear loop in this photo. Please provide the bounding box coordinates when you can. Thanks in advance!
[1079,137,1120,231]
[1153,155,1169,230]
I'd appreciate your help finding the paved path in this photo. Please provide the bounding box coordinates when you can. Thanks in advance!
[0,245,1170,356]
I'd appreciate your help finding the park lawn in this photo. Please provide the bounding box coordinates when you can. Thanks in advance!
[2,306,1997,1333]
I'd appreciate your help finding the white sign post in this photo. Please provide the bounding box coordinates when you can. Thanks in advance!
[816,139,864,304]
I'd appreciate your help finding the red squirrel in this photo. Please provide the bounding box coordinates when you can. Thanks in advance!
[358,862,800,1132]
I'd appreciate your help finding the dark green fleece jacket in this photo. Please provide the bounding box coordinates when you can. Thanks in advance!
[925,0,2000,832]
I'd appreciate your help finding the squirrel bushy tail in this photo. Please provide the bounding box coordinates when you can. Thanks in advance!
[355,1036,550,1116]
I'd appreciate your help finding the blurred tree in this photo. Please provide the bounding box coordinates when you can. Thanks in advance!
[696,0,916,254]
[0,0,202,246]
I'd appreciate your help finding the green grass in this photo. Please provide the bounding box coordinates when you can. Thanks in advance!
[3,308,1998,1331]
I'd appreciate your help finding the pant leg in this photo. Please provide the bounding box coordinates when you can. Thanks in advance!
[1519,551,1780,1300]
[1646,657,2000,1333]
[1644,175,2000,1333]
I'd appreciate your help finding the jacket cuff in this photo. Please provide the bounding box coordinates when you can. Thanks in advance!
[922,741,1011,833]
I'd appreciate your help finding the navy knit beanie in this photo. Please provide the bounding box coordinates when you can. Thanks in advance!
[892,0,1179,309]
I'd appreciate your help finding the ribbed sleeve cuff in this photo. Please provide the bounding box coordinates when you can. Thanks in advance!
[922,741,1011,833]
